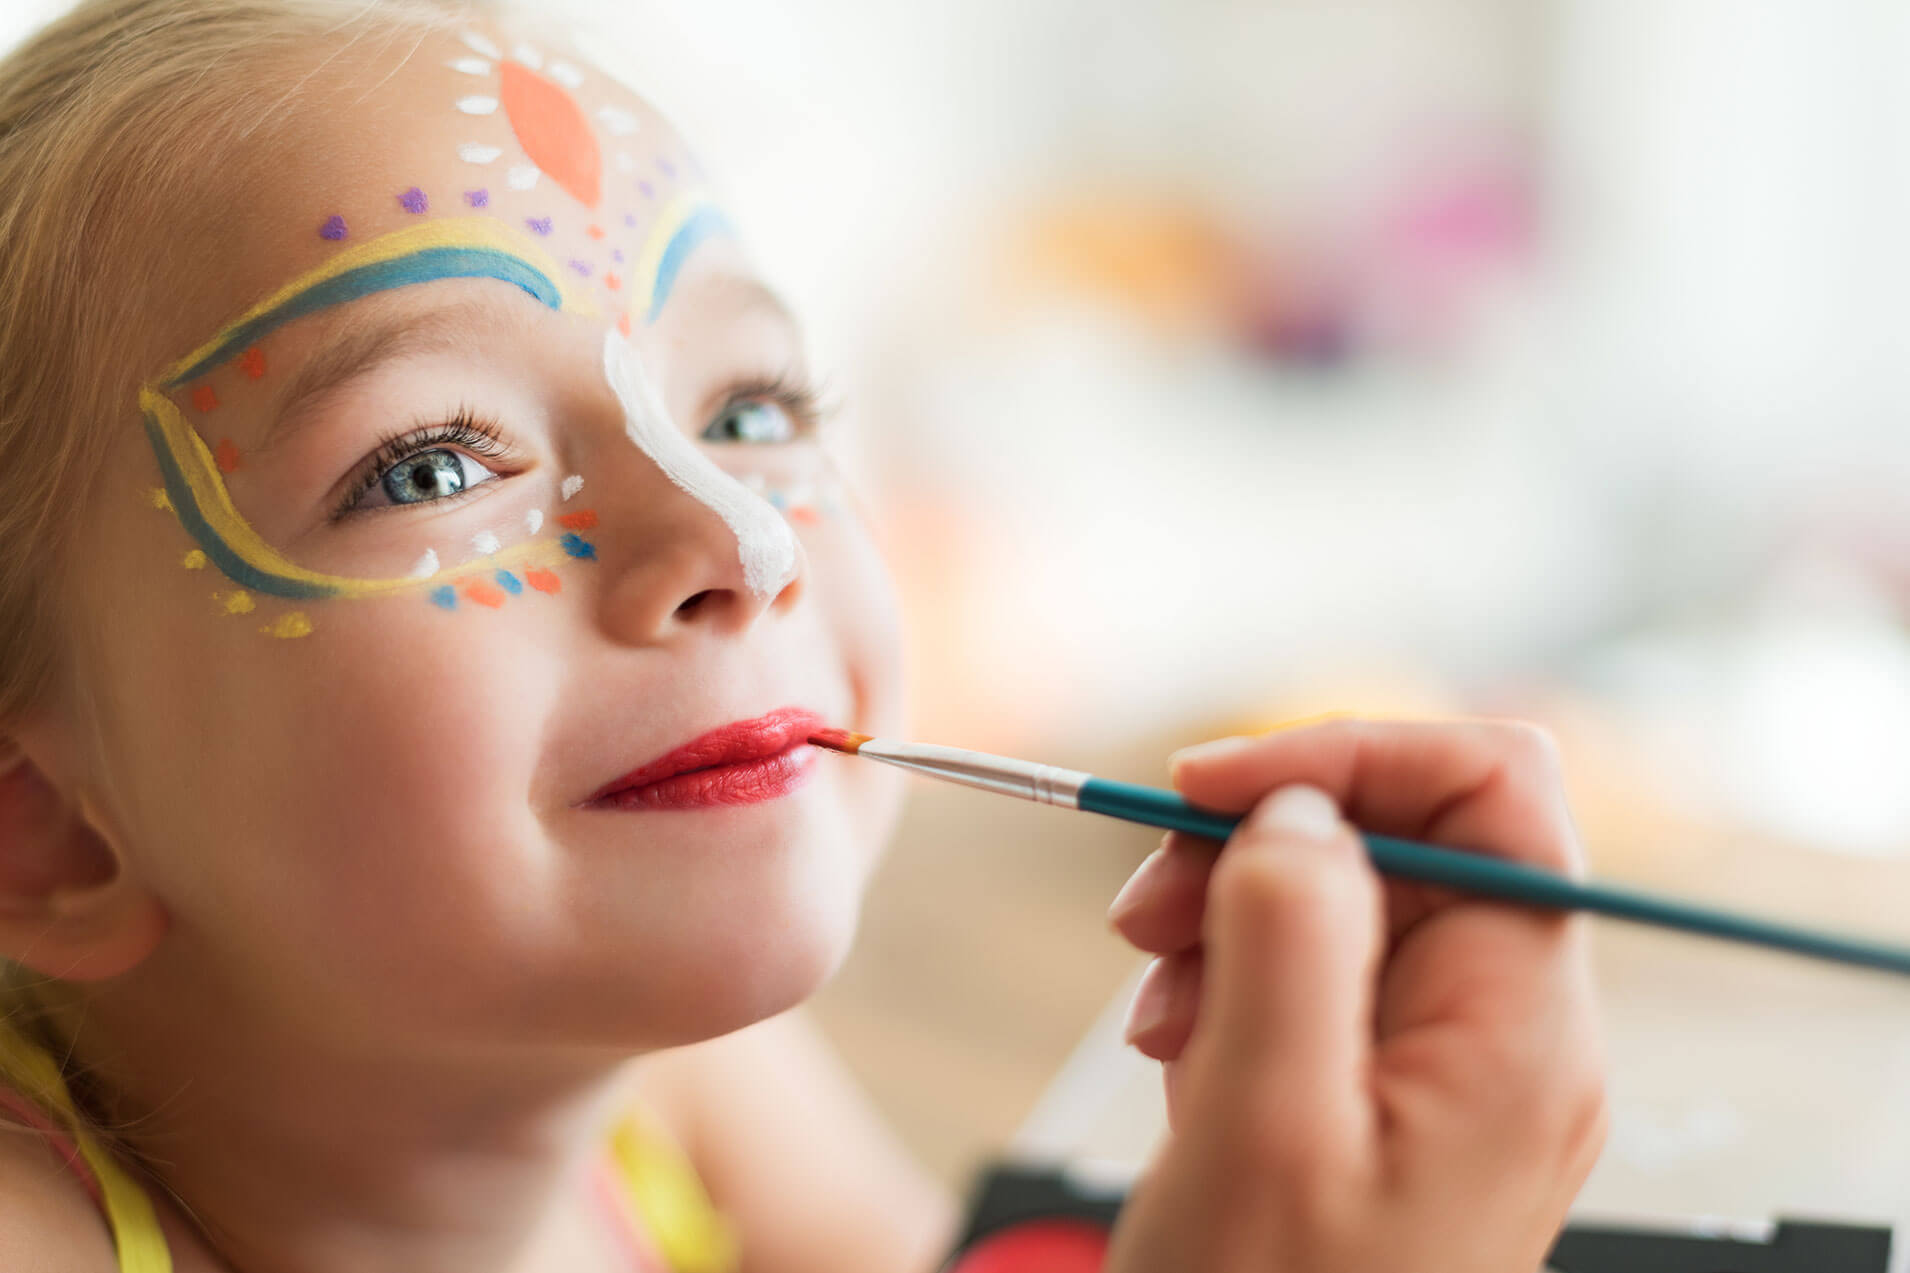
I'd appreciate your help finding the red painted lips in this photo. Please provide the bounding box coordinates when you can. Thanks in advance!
[590,707,827,810]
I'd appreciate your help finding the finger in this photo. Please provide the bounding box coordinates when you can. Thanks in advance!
[1171,718,1582,877]
[1123,946,1203,1061]
[1109,833,1216,954]
[1183,784,1382,1165]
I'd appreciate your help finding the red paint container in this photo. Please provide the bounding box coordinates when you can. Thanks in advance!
[946,1218,1110,1273]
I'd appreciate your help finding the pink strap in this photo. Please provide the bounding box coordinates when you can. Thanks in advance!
[0,1083,105,1208]
[591,1151,669,1272]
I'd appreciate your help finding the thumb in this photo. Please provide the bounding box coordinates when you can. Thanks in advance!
[1186,784,1383,1167]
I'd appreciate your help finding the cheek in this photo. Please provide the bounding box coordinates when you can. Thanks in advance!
[740,449,906,734]
[92,562,569,1023]
[774,467,910,846]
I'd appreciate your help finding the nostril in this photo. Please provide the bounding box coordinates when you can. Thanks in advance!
[675,590,714,616]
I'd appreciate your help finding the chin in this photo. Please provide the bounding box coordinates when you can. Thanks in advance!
[656,903,864,1046]
[602,829,875,1049]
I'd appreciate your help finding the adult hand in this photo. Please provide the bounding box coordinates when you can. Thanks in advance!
[1103,718,1608,1272]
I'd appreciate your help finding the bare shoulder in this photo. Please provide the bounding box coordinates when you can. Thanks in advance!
[0,1125,120,1272]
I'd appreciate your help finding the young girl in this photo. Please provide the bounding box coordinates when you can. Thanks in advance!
[0,2,1607,1270]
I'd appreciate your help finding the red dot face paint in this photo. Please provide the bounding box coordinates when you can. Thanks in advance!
[947,1219,1110,1273]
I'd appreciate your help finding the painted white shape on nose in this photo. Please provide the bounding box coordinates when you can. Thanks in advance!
[602,329,797,601]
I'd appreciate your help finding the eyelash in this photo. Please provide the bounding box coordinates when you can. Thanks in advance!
[715,373,832,438]
[334,408,512,520]
[332,375,831,520]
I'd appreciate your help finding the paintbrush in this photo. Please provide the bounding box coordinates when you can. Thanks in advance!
[808,729,1910,980]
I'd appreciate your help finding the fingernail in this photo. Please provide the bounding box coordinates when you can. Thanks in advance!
[1108,847,1168,924]
[1122,958,1174,1045]
[1169,734,1255,772]
[1248,784,1342,842]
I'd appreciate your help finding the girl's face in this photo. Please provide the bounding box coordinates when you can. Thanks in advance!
[60,27,906,1054]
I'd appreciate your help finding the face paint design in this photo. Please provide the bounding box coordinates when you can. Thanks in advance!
[739,473,848,526]
[602,330,797,600]
[142,217,593,603]
[632,193,731,325]
[143,30,740,633]
[446,38,602,208]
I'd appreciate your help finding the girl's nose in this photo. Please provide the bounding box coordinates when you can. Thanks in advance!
[594,507,807,646]
[585,336,807,644]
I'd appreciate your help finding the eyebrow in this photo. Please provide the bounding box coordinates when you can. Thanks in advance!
[261,298,503,452]
[262,271,799,453]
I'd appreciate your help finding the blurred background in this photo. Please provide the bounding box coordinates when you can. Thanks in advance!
[621,0,1910,1236]
[12,0,1910,1240]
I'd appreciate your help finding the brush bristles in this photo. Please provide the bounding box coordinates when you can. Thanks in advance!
[808,728,872,755]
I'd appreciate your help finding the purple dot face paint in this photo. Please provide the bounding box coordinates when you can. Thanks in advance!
[569,259,593,278]
[465,189,490,208]
[656,157,677,179]
[399,186,430,214]
[319,215,349,241]
[526,216,554,236]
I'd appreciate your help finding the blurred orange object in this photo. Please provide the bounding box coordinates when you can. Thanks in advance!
[1005,196,1235,340]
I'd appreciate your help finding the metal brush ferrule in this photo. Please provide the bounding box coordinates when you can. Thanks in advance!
[859,741,1090,808]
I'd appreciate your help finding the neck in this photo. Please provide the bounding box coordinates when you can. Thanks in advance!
[55,943,648,1273]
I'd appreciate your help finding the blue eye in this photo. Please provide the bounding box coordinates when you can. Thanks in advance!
[364,448,500,509]
[703,399,796,445]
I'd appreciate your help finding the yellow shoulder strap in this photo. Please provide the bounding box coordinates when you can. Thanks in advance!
[0,1019,172,1273]
[605,1107,739,1273]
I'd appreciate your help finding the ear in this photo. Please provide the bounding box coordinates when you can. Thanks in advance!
[0,736,167,982]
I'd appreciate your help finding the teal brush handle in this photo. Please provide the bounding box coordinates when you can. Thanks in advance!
[1076,776,1910,978]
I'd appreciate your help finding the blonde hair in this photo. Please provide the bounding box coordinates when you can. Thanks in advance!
[0,0,504,727]
[0,0,500,1158]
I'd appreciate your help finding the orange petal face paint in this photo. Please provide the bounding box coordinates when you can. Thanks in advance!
[499,60,601,208]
